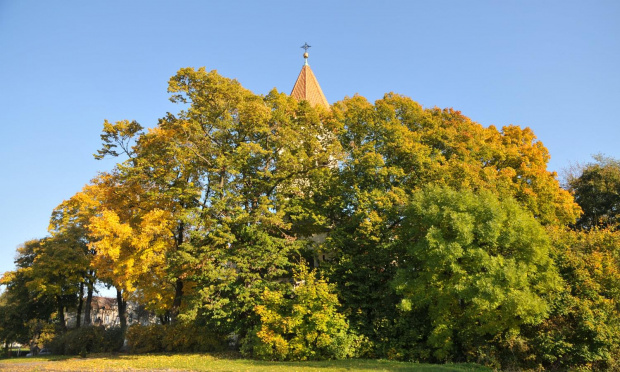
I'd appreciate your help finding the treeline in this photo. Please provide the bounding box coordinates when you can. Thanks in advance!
[2,68,620,370]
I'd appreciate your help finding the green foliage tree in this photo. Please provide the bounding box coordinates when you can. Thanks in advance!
[567,155,620,230]
[1,242,61,352]
[156,69,338,332]
[2,238,87,332]
[49,197,97,328]
[241,266,358,360]
[0,288,40,353]
[392,186,561,364]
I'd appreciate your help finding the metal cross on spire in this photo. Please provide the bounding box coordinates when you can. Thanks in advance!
[300,43,311,65]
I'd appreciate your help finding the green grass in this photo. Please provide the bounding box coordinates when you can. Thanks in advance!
[0,352,491,371]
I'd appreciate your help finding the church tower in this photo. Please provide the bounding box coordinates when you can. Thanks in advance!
[290,43,329,108]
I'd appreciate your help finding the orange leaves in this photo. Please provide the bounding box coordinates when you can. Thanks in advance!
[333,92,580,226]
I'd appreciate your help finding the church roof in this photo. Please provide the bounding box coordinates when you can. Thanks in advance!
[290,46,329,108]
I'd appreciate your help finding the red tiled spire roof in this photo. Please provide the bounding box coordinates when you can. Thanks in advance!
[290,46,329,108]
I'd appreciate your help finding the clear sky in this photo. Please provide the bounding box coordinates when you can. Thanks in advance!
[1,0,619,278]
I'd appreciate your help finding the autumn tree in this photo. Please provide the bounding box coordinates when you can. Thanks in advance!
[157,68,339,333]
[91,116,199,324]
[87,68,340,334]
[317,93,579,358]
[55,171,178,328]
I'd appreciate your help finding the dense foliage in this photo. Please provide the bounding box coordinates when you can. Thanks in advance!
[393,187,560,364]
[241,267,359,360]
[531,227,620,370]
[2,69,619,370]
[126,323,227,353]
[566,155,620,229]
[49,326,124,355]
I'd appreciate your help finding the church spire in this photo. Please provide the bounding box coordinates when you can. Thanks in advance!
[290,43,329,108]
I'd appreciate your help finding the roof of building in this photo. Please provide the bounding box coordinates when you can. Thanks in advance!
[91,296,117,309]
[290,50,329,108]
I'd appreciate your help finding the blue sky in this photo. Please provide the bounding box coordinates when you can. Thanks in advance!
[1,0,619,278]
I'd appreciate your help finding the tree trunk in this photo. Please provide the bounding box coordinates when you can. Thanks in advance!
[76,281,84,328]
[170,279,184,324]
[56,295,66,332]
[169,222,185,324]
[84,278,93,325]
[116,288,127,331]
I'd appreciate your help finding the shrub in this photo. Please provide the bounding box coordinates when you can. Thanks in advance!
[126,323,226,353]
[241,266,360,361]
[162,323,227,352]
[101,327,125,352]
[48,326,125,355]
[126,324,165,354]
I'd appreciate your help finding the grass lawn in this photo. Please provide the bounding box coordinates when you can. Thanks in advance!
[0,352,491,371]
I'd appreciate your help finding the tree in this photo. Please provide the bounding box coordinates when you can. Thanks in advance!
[332,93,579,226]
[158,68,339,332]
[49,195,98,328]
[3,239,87,332]
[86,68,340,333]
[316,93,578,358]
[7,66,593,366]
[63,172,178,327]
[567,155,620,230]
[392,186,560,363]
[0,238,77,349]
[0,280,54,354]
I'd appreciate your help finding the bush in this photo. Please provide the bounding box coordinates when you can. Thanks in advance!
[162,323,227,352]
[241,266,360,361]
[126,324,165,354]
[126,323,226,353]
[48,326,124,355]
[101,327,125,352]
